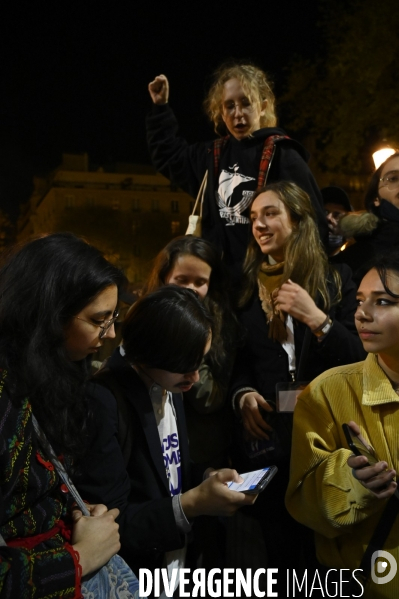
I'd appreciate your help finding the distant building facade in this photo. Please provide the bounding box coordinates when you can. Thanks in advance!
[17,154,194,283]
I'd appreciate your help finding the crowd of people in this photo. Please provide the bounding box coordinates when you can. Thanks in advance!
[0,60,398,599]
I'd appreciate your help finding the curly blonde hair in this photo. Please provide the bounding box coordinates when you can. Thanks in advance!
[204,62,277,136]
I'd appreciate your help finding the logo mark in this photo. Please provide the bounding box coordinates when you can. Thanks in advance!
[371,550,397,585]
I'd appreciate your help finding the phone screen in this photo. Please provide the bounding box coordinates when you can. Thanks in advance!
[227,467,275,493]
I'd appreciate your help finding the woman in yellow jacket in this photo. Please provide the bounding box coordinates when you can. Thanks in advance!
[286,252,399,598]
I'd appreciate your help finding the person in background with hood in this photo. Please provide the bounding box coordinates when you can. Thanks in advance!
[335,151,399,282]
[321,185,353,257]
[146,61,327,276]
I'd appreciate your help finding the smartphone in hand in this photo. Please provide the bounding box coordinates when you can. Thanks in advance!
[342,423,399,498]
[227,466,278,495]
[342,423,379,466]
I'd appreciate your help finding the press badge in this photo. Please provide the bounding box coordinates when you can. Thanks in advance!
[275,382,308,412]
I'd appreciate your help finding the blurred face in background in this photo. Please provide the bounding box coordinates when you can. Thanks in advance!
[165,254,211,299]
[376,156,399,209]
[325,203,348,235]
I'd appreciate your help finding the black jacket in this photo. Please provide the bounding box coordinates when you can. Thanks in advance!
[76,348,191,574]
[230,264,366,400]
[146,104,328,270]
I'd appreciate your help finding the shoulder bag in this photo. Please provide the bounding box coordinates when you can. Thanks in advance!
[185,171,208,236]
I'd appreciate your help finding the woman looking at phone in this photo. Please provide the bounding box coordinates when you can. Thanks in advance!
[0,234,130,598]
[141,235,239,469]
[286,253,399,598]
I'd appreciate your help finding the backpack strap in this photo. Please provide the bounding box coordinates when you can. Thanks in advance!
[257,134,290,189]
[93,368,133,467]
[212,136,229,179]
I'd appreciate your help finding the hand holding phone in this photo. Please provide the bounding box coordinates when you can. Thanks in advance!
[343,422,398,500]
[342,422,379,465]
[227,466,278,495]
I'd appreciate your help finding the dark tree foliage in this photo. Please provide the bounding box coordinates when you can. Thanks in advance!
[0,209,15,252]
[281,0,399,174]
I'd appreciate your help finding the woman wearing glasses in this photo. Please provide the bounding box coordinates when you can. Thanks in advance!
[147,61,327,275]
[334,152,399,280]
[0,233,138,598]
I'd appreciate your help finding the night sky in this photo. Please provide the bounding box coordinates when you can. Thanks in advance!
[1,1,322,219]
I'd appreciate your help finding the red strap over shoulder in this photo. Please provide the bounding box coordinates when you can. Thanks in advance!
[213,136,229,179]
[212,134,290,187]
[257,135,290,188]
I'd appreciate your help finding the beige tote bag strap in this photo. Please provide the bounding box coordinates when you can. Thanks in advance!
[191,171,208,217]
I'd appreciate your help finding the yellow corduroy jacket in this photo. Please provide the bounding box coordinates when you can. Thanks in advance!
[286,353,399,598]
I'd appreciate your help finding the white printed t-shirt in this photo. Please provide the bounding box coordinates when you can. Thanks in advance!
[150,382,188,597]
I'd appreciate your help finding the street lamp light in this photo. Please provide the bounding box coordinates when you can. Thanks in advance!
[372,146,395,169]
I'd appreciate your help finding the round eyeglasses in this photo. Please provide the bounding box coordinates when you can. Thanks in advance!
[379,171,399,191]
[222,99,255,115]
[74,310,119,339]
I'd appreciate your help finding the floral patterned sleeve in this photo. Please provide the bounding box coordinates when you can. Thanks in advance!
[0,373,81,599]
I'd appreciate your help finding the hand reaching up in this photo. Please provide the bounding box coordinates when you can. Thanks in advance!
[148,74,169,105]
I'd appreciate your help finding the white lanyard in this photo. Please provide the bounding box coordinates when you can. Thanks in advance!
[281,314,296,381]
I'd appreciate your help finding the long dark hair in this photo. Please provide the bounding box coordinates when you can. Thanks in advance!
[142,235,239,376]
[0,233,125,460]
[364,152,399,215]
[122,286,213,373]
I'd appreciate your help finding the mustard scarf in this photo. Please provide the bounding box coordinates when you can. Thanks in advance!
[258,261,288,343]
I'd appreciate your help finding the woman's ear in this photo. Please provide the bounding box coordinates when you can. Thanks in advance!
[374,197,381,207]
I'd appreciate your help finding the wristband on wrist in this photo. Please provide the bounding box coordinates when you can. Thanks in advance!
[313,316,333,338]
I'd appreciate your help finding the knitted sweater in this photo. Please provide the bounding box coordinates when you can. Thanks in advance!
[0,369,80,599]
